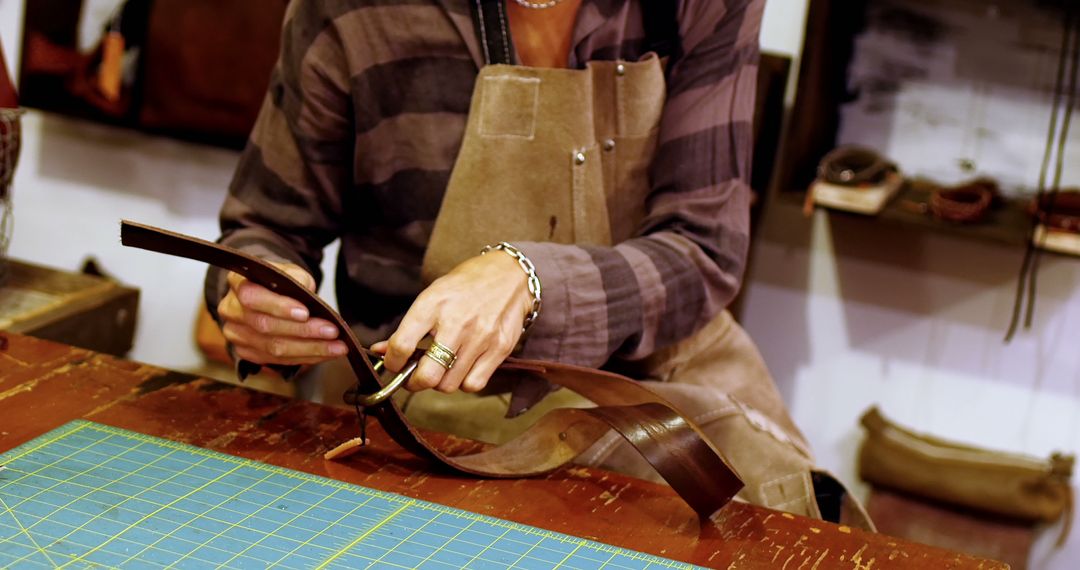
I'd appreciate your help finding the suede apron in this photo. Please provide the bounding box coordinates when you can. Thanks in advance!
[405,24,870,524]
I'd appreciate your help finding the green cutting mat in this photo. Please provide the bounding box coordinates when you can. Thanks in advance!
[0,421,702,569]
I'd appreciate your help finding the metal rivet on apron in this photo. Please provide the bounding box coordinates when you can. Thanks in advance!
[615,64,626,76]
[603,139,616,152]
[574,151,587,165]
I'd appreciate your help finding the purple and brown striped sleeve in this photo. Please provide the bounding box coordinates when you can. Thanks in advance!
[516,0,764,366]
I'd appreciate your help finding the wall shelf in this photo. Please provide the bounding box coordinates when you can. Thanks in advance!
[776,179,1034,247]
[773,0,1070,248]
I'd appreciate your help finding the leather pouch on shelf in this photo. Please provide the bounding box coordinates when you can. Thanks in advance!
[859,406,1074,524]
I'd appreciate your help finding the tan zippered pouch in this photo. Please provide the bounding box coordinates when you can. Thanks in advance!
[858,406,1073,524]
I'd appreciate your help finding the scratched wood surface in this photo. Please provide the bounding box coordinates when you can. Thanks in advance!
[0,332,1009,569]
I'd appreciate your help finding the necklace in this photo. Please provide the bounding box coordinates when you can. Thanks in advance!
[512,0,565,9]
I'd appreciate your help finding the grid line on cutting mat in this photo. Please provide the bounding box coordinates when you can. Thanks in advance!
[0,421,703,569]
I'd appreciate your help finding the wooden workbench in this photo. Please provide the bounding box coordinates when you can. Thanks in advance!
[0,332,1007,569]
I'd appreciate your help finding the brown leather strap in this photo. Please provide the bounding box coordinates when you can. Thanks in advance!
[929,179,997,223]
[120,220,743,518]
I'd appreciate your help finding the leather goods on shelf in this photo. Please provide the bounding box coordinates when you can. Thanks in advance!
[806,146,903,215]
[1031,190,1080,233]
[817,146,896,186]
[21,0,286,143]
[1029,190,1080,257]
[859,407,1074,526]
[928,178,998,223]
[119,220,744,519]
[21,1,153,120]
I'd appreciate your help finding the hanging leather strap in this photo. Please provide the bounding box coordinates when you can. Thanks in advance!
[120,220,743,518]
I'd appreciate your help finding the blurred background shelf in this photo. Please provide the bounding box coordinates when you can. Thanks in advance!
[776,179,1034,248]
[771,0,1073,251]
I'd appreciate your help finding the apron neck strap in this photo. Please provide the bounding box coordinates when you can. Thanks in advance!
[469,0,683,67]
[471,0,515,65]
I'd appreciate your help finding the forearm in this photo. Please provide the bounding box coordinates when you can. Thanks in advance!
[513,191,749,367]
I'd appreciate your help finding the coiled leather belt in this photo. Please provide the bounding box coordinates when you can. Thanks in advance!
[120,220,743,518]
[929,179,997,223]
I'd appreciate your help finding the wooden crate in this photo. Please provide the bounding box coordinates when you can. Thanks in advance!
[0,259,138,357]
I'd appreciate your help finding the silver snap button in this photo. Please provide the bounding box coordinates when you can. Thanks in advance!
[615,64,626,76]
[602,139,616,152]
[574,151,587,165]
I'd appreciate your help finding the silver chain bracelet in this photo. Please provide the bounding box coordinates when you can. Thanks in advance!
[481,242,542,334]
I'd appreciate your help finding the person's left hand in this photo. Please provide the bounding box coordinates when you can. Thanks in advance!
[371,251,531,394]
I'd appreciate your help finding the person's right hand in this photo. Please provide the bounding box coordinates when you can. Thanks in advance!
[217,262,347,365]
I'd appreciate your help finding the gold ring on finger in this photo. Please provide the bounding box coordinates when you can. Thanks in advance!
[424,340,457,370]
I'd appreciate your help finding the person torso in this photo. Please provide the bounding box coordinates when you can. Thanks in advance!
[322,0,666,331]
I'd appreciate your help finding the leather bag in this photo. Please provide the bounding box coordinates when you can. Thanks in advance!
[859,406,1074,524]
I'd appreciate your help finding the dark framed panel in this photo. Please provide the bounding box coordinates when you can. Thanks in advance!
[18,0,287,149]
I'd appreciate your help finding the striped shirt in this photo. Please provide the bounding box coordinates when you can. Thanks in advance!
[206,0,764,368]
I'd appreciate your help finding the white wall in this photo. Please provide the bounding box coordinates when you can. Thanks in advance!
[2,0,1078,564]
[0,0,17,73]
[760,0,810,57]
